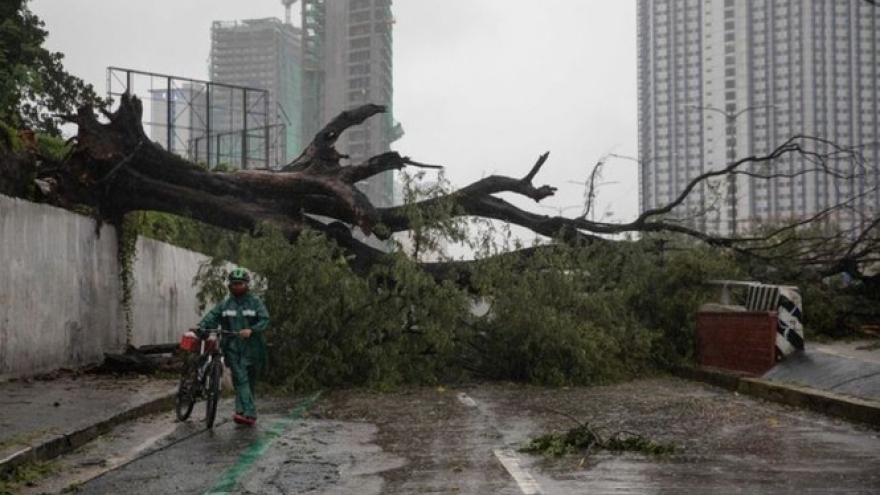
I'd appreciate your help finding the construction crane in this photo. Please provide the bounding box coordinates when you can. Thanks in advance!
[282,0,297,24]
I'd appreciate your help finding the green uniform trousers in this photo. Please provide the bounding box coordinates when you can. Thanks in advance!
[226,349,258,418]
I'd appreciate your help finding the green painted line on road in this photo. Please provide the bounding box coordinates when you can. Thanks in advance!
[205,391,322,495]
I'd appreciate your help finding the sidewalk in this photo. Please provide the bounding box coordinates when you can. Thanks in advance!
[0,372,176,478]
[765,340,880,402]
[676,339,880,427]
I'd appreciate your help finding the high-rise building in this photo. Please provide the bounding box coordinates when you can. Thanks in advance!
[211,2,400,206]
[637,0,880,235]
[210,18,303,168]
[301,0,401,207]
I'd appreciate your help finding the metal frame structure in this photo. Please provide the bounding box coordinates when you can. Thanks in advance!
[107,67,285,170]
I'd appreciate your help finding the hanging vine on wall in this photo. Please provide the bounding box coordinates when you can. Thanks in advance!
[116,213,139,344]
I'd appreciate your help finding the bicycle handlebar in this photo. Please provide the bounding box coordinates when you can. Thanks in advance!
[194,328,238,338]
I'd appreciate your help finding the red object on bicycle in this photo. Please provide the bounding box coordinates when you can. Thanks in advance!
[179,332,200,353]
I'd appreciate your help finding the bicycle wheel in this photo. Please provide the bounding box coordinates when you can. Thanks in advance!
[204,359,223,428]
[175,356,200,421]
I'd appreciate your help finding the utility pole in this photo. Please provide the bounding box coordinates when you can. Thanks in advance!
[690,104,775,237]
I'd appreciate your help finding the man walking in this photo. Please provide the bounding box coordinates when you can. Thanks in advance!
[195,268,269,425]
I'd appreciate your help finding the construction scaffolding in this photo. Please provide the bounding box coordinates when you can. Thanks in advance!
[300,0,326,142]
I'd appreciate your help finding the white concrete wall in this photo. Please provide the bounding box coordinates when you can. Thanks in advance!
[130,237,207,347]
[0,195,216,377]
[0,195,123,376]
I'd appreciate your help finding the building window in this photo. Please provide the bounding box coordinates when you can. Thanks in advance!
[350,11,371,23]
[350,37,371,50]
[350,63,370,75]
[349,24,370,36]
[349,50,370,62]
[349,77,370,89]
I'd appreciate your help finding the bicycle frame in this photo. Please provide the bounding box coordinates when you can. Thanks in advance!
[198,330,225,367]
[175,328,235,428]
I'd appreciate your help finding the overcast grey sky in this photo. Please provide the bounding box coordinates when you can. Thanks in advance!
[31,0,639,222]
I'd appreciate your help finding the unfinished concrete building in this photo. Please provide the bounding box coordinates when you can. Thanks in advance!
[210,17,303,168]
[301,0,401,207]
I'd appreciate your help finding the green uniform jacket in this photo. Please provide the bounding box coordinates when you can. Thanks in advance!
[199,292,270,369]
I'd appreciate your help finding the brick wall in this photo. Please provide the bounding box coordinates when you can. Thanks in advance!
[696,311,778,375]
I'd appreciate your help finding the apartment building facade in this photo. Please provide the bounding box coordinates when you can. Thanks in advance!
[638,0,880,235]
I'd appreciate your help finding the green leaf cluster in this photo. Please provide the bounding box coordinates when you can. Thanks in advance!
[0,0,107,136]
[135,211,247,262]
[178,216,746,389]
[160,173,871,389]
[0,460,57,495]
[0,123,71,199]
[623,240,744,365]
[519,423,675,458]
[215,228,472,391]
[736,222,880,339]
[466,244,657,385]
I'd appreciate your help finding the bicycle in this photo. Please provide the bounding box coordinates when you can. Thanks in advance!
[175,328,234,428]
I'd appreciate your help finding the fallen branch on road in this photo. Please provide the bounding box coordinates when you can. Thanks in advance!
[519,407,676,460]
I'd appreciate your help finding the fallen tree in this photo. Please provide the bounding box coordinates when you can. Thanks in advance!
[17,93,880,287]
[3,94,880,387]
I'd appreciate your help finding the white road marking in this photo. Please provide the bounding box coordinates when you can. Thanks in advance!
[494,448,544,494]
[457,393,541,493]
[456,392,477,407]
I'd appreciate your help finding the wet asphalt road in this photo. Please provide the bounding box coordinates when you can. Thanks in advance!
[22,377,880,494]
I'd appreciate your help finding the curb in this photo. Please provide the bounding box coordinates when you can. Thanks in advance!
[673,366,880,428]
[0,392,176,478]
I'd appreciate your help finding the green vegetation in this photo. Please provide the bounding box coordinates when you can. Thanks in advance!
[193,228,472,391]
[2,132,865,390]
[135,212,248,264]
[520,422,676,458]
[0,428,58,452]
[734,222,880,340]
[147,173,873,391]
[176,189,742,391]
[2,2,871,390]
[0,0,106,136]
[117,215,139,343]
[0,460,58,495]
[34,132,72,160]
